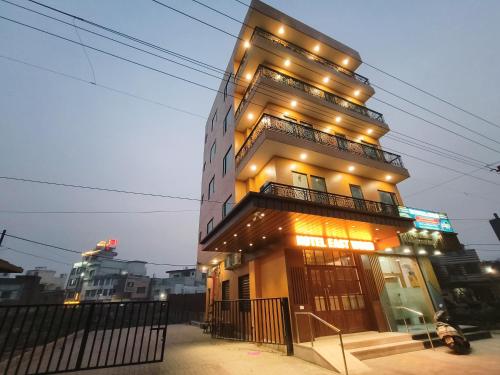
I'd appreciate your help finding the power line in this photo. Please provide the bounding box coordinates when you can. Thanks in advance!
[2,246,73,266]
[0,209,199,214]
[3,233,197,267]
[466,244,500,246]
[160,0,500,150]
[5,2,498,169]
[231,0,500,131]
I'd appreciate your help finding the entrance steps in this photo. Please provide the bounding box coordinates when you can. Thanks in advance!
[294,327,492,373]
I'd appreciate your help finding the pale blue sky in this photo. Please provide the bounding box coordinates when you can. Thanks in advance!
[1,0,499,275]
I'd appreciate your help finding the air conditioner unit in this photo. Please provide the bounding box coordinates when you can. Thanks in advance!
[224,253,242,270]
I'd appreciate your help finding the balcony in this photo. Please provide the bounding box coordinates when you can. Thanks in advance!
[261,182,400,218]
[235,114,408,183]
[235,66,386,132]
[236,27,370,86]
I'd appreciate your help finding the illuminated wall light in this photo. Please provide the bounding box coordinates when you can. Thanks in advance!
[212,260,218,265]
[335,116,342,123]
[284,59,291,67]
[244,40,251,49]
[354,90,361,97]
[238,249,242,252]
[375,228,380,231]
[278,26,285,34]
[323,77,330,84]
[260,213,265,217]
[290,100,297,107]
[245,73,252,81]
[278,227,282,231]
[385,248,393,252]
[313,44,320,52]
[215,247,218,251]
[246,223,251,227]
[262,236,267,239]
[300,153,307,160]
[342,58,349,66]
[348,165,355,172]
[233,233,238,237]
[249,243,253,247]
[250,164,257,171]
[403,248,411,254]
[283,111,289,117]
[290,163,297,170]
[367,128,373,134]
[386,175,392,181]
[418,249,427,255]
[434,250,442,256]
[247,113,254,120]
[223,241,227,245]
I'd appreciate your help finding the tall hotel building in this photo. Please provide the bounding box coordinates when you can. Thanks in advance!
[198,0,452,335]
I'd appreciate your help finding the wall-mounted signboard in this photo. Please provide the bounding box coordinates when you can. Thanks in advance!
[398,207,454,232]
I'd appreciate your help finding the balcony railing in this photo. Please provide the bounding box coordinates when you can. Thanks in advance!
[235,114,404,168]
[261,182,400,217]
[254,27,370,85]
[234,66,385,124]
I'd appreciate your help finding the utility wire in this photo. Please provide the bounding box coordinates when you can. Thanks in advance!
[3,233,198,267]
[0,209,199,214]
[2,246,73,266]
[159,0,500,150]
[7,0,497,169]
[231,0,500,131]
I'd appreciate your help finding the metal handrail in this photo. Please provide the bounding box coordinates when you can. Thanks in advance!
[294,312,348,375]
[394,306,434,349]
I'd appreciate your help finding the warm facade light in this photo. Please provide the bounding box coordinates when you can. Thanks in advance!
[249,243,253,247]
[278,227,282,230]
[323,76,330,84]
[250,164,257,171]
[238,249,242,252]
[385,248,393,252]
[403,248,411,254]
[342,58,349,66]
[260,213,265,217]
[284,59,291,67]
[278,26,285,34]
[244,40,251,49]
[418,249,427,255]
[233,233,238,237]
[385,175,392,181]
[300,153,307,160]
[354,90,360,97]
[262,236,266,239]
[290,163,297,170]
[247,113,254,120]
[335,116,342,123]
[245,73,252,81]
[348,165,355,172]
[246,223,251,227]
[434,250,442,256]
[313,44,320,52]
[223,241,227,245]
[290,100,297,107]
[367,128,373,134]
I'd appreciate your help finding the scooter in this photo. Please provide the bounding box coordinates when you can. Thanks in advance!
[434,307,470,354]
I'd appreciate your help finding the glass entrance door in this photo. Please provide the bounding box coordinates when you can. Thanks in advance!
[378,256,435,332]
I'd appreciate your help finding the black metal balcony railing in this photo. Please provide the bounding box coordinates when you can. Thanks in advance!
[254,28,370,85]
[234,65,385,124]
[235,114,404,168]
[261,182,400,217]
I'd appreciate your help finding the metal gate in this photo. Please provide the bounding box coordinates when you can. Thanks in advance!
[0,301,169,375]
[211,297,293,355]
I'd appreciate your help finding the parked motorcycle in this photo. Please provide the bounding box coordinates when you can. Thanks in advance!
[434,307,470,354]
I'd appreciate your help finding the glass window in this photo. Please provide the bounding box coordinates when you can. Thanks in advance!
[208,176,215,199]
[350,185,364,200]
[211,110,217,131]
[203,161,206,172]
[292,171,308,188]
[222,146,232,176]
[223,106,232,134]
[210,141,216,163]
[310,175,327,192]
[222,195,232,218]
[207,218,214,234]
[379,190,398,205]
[223,74,231,101]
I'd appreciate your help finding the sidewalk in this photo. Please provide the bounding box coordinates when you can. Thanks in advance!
[85,325,500,375]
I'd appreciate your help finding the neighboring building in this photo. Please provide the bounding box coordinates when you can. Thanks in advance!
[0,275,64,305]
[490,213,500,241]
[0,258,23,274]
[65,239,148,302]
[149,268,206,300]
[197,0,460,335]
[26,267,67,291]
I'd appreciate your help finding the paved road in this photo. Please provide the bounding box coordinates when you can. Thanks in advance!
[84,325,500,375]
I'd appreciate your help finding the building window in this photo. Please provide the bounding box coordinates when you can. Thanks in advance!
[201,194,204,205]
[210,141,216,163]
[208,176,215,199]
[224,74,231,101]
[222,146,232,176]
[203,161,206,172]
[222,195,232,218]
[127,282,134,287]
[350,185,366,210]
[310,175,327,192]
[223,106,232,134]
[207,218,214,234]
[204,133,208,144]
[378,190,398,205]
[137,287,146,294]
[238,274,250,311]
[221,280,230,310]
[211,110,217,131]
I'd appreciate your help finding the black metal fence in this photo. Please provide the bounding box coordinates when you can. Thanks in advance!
[0,301,168,375]
[211,297,293,355]
[168,293,205,324]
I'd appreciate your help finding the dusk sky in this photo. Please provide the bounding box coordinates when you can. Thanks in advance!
[1,0,499,276]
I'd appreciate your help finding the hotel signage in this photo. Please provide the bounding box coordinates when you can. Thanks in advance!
[295,235,375,251]
[398,207,454,233]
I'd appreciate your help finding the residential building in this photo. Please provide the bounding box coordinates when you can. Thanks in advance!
[0,275,64,305]
[149,268,206,300]
[64,239,148,302]
[197,0,460,336]
[26,267,67,291]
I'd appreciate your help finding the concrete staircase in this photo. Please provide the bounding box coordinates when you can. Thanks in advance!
[293,327,492,373]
